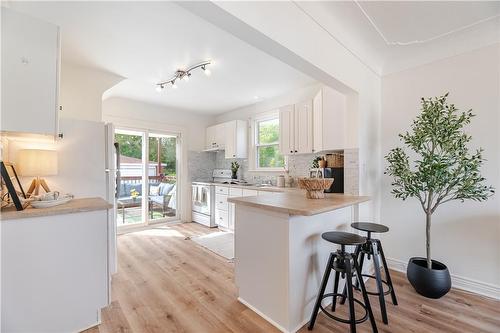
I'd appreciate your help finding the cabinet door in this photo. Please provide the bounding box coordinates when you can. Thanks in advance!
[225,120,236,158]
[215,123,226,149]
[294,100,313,154]
[321,87,346,151]
[206,125,216,149]
[1,9,60,136]
[313,90,323,152]
[279,105,295,155]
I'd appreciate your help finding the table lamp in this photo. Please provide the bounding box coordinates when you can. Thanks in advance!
[17,149,58,197]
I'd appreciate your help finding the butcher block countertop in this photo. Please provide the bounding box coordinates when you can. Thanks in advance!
[227,192,370,216]
[1,197,112,221]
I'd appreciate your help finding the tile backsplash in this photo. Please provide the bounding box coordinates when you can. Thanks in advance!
[188,149,359,195]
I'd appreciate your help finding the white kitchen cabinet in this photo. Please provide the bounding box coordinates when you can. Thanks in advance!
[215,209,229,229]
[279,101,313,155]
[1,8,61,136]
[2,207,109,333]
[313,86,346,152]
[294,100,313,154]
[279,104,295,155]
[206,123,225,150]
[225,120,248,159]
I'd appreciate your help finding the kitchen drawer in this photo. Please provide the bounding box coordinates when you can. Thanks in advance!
[215,186,229,195]
[229,188,243,197]
[215,209,229,229]
[242,189,258,197]
[215,194,228,211]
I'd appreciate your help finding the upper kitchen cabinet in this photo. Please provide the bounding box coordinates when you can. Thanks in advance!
[313,86,347,152]
[225,120,247,159]
[205,123,225,150]
[1,9,61,137]
[279,101,313,155]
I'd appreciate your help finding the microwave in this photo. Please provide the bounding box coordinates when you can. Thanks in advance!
[309,167,344,193]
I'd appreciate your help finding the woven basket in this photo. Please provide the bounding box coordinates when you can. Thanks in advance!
[326,153,344,168]
[298,178,334,199]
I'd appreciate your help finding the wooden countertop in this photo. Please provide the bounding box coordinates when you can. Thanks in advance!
[227,192,370,216]
[1,197,112,221]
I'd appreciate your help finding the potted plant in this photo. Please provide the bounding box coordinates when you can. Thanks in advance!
[385,93,494,298]
[231,161,240,180]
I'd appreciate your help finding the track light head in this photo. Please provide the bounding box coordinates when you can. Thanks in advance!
[156,84,164,92]
[202,65,211,76]
[171,81,178,89]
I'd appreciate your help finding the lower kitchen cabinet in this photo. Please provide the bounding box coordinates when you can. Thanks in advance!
[1,205,110,333]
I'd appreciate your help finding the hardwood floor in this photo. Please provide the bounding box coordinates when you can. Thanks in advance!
[86,222,500,333]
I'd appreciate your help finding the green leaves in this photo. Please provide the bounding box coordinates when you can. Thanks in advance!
[385,93,494,214]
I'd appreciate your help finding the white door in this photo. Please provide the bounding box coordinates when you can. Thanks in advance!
[279,105,295,155]
[294,100,313,154]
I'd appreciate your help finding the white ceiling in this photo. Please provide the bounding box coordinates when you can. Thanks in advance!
[296,1,500,75]
[7,1,316,114]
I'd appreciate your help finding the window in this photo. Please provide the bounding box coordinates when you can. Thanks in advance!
[254,115,285,170]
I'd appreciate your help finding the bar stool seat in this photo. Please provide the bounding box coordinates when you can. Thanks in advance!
[322,231,366,246]
[351,222,389,234]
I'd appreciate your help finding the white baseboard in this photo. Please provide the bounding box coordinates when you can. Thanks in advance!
[237,297,291,333]
[386,257,500,300]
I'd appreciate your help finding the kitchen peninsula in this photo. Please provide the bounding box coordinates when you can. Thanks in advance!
[228,192,369,333]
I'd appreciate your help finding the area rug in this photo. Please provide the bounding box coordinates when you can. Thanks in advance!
[190,231,234,260]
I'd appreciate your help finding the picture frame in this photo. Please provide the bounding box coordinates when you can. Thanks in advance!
[1,161,26,211]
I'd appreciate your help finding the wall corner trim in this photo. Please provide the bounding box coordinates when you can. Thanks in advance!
[386,257,500,300]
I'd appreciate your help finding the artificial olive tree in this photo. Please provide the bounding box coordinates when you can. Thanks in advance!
[385,93,494,269]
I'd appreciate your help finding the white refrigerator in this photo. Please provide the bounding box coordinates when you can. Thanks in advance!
[104,123,118,276]
[57,119,118,276]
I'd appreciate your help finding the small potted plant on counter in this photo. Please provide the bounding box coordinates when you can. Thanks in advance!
[385,93,494,298]
[231,161,240,180]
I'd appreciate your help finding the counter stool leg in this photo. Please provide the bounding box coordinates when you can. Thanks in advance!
[372,241,388,324]
[308,253,335,330]
[331,270,340,312]
[355,250,366,289]
[345,257,357,333]
[340,245,361,305]
[354,259,378,333]
[376,239,398,305]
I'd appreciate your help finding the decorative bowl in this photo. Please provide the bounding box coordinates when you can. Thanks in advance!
[297,178,334,199]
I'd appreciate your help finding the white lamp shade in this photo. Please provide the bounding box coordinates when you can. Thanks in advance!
[17,149,58,176]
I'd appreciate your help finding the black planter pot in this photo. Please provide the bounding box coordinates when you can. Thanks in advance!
[407,257,451,299]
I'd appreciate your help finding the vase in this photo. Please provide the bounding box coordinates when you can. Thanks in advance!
[407,257,451,299]
[231,170,237,179]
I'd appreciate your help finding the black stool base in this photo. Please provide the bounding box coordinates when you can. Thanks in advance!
[308,249,378,333]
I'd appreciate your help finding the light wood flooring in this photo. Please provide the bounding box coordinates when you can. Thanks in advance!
[85,222,500,333]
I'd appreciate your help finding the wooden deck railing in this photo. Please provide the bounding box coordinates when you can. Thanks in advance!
[121,175,176,184]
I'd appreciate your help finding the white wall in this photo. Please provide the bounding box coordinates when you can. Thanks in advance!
[102,97,216,222]
[381,44,500,291]
[60,62,124,122]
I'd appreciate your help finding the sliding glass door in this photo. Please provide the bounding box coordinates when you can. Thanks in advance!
[115,128,179,229]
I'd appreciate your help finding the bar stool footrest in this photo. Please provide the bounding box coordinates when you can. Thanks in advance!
[318,293,368,324]
[354,274,393,296]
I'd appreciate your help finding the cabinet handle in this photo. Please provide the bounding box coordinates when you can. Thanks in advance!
[290,150,293,153]
[233,155,235,157]
[295,150,298,153]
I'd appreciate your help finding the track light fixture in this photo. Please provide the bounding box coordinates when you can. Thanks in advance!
[156,60,211,92]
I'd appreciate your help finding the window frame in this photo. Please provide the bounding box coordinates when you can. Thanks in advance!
[250,111,286,172]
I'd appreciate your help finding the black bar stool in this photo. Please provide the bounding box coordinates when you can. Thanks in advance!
[340,222,398,325]
[308,231,378,333]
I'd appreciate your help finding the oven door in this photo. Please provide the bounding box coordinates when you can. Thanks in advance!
[192,184,211,215]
